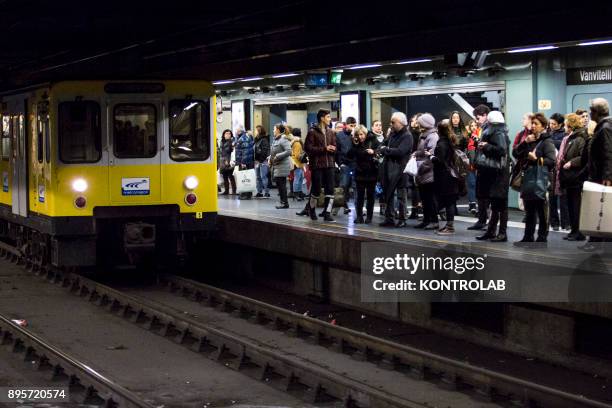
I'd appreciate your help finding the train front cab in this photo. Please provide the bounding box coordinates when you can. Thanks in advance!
[1,81,218,268]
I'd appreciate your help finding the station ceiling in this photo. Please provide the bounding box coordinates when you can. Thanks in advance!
[1,0,611,91]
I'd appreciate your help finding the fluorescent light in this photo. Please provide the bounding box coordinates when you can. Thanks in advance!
[578,39,612,46]
[348,64,382,70]
[272,73,299,78]
[240,77,264,82]
[507,45,557,54]
[184,102,198,111]
[394,59,432,65]
[212,80,234,85]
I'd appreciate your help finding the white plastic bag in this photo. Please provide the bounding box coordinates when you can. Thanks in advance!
[235,168,257,193]
[217,171,225,187]
[404,156,418,176]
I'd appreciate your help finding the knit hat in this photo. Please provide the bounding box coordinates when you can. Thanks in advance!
[487,110,505,124]
[417,113,435,129]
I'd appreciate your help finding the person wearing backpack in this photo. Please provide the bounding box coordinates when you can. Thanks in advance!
[474,110,511,242]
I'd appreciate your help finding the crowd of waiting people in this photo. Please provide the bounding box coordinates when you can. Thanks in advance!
[218,97,612,247]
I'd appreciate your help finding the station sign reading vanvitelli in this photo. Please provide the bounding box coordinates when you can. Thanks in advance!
[567,66,612,85]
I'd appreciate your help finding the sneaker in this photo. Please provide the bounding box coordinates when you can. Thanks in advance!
[424,223,439,230]
[264,193,271,198]
[395,221,407,228]
[468,202,477,215]
[255,193,263,198]
[436,226,455,235]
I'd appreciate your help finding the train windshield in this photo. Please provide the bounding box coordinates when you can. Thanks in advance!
[169,99,209,162]
[58,101,102,163]
[113,104,157,159]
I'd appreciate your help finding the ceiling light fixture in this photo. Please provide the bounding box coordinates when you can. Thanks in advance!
[272,73,299,78]
[507,45,557,54]
[394,59,432,65]
[348,64,382,70]
[212,80,234,85]
[240,77,264,82]
[578,39,612,46]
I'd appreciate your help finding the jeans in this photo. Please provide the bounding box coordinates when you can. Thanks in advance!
[255,162,269,194]
[565,187,584,237]
[418,183,438,224]
[437,195,456,223]
[293,167,305,194]
[467,171,476,203]
[524,198,549,240]
[549,193,569,228]
[275,176,288,205]
[356,180,377,219]
[340,164,354,208]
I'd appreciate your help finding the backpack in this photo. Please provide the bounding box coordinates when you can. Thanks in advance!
[452,149,470,179]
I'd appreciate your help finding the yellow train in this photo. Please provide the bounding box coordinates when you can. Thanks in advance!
[0,80,218,267]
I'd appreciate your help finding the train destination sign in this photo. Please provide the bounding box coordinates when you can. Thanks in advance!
[567,66,612,85]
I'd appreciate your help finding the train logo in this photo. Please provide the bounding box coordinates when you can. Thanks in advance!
[121,177,150,196]
[38,185,45,203]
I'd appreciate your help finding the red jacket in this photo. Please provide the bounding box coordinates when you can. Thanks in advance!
[513,128,530,150]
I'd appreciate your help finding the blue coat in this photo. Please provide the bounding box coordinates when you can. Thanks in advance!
[235,132,254,168]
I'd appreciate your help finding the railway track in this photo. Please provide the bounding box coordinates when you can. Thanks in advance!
[0,312,153,408]
[1,240,610,408]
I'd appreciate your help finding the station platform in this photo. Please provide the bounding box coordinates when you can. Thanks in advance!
[213,195,612,377]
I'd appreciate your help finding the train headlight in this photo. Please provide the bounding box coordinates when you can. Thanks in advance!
[72,178,88,193]
[184,176,198,190]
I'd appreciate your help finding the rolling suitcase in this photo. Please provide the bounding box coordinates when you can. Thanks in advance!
[579,181,612,238]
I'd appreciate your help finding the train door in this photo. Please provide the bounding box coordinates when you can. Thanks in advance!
[10,101,28,217]
[108,99,162,203]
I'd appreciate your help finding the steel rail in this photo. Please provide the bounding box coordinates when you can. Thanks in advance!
[31,268,427,408]
[158,273,612,408]
[0,313,154,408]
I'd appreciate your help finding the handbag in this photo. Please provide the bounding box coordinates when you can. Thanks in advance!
[404,156,418,176]
[520,159,549,200]
[474,150,506,170]
[235,168,257,193]
[510,170,523,191]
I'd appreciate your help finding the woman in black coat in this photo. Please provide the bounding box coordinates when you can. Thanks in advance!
[219,129,236,195]
[474,111,511,242]
[348,125,381,224]
[557,114,587,241]
[431,120,459,235]
[513,113,557,245]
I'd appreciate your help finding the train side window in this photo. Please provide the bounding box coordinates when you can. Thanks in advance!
[36,117,44,163]
[0,116,9,160]
[113,104,157,159]
[58,101,102,164]
[44,119,50,163]
[169,99,210,162]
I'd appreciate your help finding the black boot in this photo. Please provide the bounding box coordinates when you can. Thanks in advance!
[296,200,310,216]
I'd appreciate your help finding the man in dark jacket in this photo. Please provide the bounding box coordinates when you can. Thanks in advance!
[253,127,271,197]
[336,116,357,215]
[379,112,413,227]
[297,109,337,222]
[548,113,569,230]
[587,98,612,186]
[468,104,491,230]
[581,98,612,248]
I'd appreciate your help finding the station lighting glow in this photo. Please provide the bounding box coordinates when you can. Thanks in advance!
[240,77,264,82]
[394,59,432,65]
[272,73,299,78]
[212,80,234,85]
[507,45,557,54]
[578,39,612,46]
[348,64,382,70]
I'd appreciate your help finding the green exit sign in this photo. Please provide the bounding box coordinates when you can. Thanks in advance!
[329,71,342,85]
